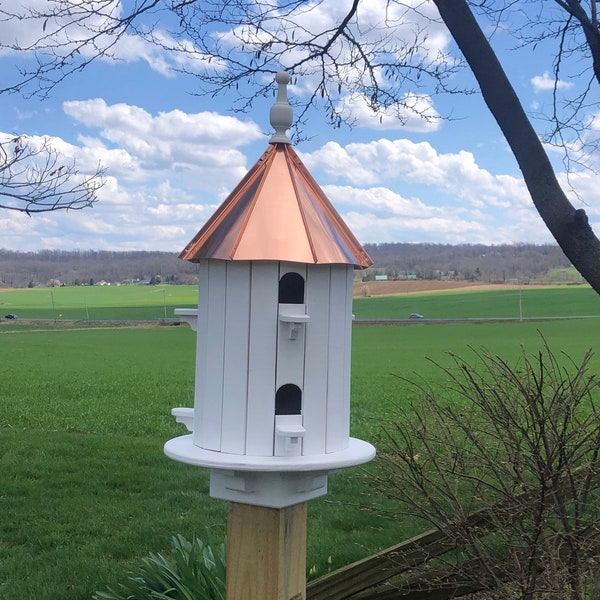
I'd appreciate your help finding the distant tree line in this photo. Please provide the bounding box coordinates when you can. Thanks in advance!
[362,243,579,284]
[0,249,200,288]
[0,244,580,289]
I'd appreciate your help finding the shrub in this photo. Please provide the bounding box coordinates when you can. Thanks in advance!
[375,336,600,600]
[93,533,225,600]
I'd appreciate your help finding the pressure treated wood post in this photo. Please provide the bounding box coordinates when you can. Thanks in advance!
[226,501,307,600]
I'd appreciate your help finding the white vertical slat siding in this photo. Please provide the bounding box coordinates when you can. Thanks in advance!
[245,262,279,456]
[197,260,227,451]
[341,267,354,445]
[275,305,306,390]
[193,262,209,448]
[276,263,307,392]
[220,262,251,454]
[325,265,353,453]
[302,265,331,455]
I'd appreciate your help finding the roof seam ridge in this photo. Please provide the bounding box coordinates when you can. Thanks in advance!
[285,145,319,264]
[229,145,276,259]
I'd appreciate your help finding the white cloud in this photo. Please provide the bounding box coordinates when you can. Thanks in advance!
[324,185,494,243]
[1,177,218,252]
[324,185,437,217]
[0,98,267,251]
[531,72,574,93]
[1,91,590,251]
[0,211,34,236]
[62,98,261,187]
[301,138,527,210]
[341,210,490,245]
[296,136,562,245]
[63,99,261,147]
[338,93,441,133]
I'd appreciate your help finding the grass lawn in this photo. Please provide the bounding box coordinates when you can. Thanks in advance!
[0,323,406,599]
[2,287,600,599]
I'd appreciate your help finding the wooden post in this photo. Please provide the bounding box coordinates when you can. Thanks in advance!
[226,501,307,600]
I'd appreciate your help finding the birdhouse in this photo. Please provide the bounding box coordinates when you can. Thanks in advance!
[164,72,375,508]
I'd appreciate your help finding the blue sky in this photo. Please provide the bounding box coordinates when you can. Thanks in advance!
[0,0,598,253]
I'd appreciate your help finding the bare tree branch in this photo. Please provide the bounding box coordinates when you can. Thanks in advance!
[0,0,164,99]
[474,1,600,174]
[0,0,462,130]
[554,0,600,85]
[0,135,105,214]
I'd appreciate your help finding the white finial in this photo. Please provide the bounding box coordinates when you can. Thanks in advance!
[270,72,293,144]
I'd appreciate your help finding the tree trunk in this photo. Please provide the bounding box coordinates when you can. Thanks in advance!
[433,0,600,295]
[559,0,600,86]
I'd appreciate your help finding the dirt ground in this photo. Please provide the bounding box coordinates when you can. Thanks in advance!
[353,279,524,297]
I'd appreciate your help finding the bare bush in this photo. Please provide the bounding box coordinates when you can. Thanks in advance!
[374,337,600,599]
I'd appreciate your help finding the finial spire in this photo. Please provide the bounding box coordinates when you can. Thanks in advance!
[269,72,293,144]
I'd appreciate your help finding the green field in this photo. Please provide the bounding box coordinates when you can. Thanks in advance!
[0,285,198,321]
[353,284,600,319]
[2,282,600,321]
[2,285,600,599]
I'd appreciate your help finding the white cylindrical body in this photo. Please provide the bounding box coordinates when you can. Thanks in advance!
[192,259,354,458]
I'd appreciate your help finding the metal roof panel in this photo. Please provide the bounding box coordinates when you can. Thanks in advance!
[179,143,372,267]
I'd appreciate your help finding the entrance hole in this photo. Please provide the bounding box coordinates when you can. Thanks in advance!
[275,384,302,415]
[278,272,305,304]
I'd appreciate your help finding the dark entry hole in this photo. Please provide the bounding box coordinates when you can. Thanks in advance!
[279,272,305,304]
[275,384,302,415]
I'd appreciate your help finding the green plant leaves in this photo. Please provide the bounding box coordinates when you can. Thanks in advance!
[93,532,226,600]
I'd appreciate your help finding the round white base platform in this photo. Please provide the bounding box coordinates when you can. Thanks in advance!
[164,435,376,507]
[164,434,375,472]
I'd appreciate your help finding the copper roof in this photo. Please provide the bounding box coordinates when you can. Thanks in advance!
[179,142,372,267]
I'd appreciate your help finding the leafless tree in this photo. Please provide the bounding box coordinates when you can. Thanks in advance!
[0,135,104,214]
[1,1,600,292]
